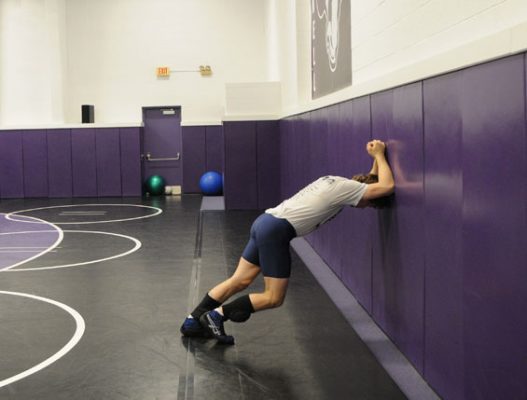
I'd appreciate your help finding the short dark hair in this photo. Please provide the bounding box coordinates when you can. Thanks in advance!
[351,174,392,209]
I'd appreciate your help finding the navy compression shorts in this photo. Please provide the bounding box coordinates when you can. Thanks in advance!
[241,213,297,278]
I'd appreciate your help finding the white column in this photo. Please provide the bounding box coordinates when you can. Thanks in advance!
[0,0,66,126]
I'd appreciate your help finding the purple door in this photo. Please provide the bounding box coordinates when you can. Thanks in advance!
[142,107,182,186]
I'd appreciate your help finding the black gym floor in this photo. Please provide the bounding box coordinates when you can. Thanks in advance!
[0,196,406,399]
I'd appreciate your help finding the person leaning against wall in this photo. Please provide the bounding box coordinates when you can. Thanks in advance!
[181,140,395,344]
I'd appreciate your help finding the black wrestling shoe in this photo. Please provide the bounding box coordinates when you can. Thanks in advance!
[180,316,207,337]
[199,310,235,345]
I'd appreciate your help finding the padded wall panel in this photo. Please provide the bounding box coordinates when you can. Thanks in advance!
[72,128,97,197]
[0,131,24,198]
[286,116,298,199]
[182,126,206,193]
[23,130,49,198]
[256,121,281,209]
[290,116,303,196]
[224,122,257,209]
[279,118,293,200]
[340,97,375,313]
[423,72,464,400]
[47,129,73,198]
[96,128,122,197]
[325,104,345,277]
[308,108,331,264]
[371,82,425,373]
[206,126,224,173]
[330,101,356,280]
[120,128,141,196]
[461,54,527,400]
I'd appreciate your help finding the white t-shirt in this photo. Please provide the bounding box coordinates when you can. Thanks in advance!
[266,176,367,236]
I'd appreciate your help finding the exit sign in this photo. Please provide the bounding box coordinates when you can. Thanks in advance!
[156,66,170,77]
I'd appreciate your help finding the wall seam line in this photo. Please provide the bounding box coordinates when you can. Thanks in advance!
[368,94,374,313]
[421,80,427,377]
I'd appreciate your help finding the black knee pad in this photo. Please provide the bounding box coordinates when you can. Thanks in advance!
[222,294,255,323]
[228,309,252,323]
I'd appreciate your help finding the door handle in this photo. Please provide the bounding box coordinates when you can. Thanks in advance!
[144,152,180,162]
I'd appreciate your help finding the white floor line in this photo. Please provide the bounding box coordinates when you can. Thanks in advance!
[0,215,64,271]
[5,204,162,225]
[4,230,142,272]
[0,291,85,389]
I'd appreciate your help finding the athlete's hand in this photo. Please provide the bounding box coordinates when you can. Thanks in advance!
[366,140,386,158]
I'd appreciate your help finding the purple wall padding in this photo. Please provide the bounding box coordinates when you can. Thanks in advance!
[423,71,464,400]
[47,129,73,198]
[3,127,141,199]
[71,128,97,197]
[182,126,207,193]
[461,55,527,400]
[206,126,224,173]
[224,121,258,209]
[278,52,527,400]
[120,128,142,196]
[307,108,330,263]
[340,97,374,313]
[95,128,122,196]
[23,130,48,198]
[279,118,294,200]
[256,121,281,209]
[324,104,346,279]
[0,131,24,198]
[181,125,226,194]
[371,83,425,373]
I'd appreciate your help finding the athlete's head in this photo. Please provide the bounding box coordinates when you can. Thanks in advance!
[352,174,391,209]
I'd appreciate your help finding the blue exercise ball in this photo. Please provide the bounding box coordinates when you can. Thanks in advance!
[199,171,223,195]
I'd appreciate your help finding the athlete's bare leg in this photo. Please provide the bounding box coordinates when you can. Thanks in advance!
[208,257,260,303]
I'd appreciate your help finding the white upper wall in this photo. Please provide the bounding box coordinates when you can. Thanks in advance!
[64,0,270,125]
[281,0,527,116]
[2,0,527,126]
[0,0,66,126]
[353,0,527,83]
[0,0,272,126]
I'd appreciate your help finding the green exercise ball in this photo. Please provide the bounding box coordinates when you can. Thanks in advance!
[145,175,166,196]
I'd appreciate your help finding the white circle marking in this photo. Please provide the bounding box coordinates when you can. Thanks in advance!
[0,214,64,271]
[5,204,162,225]
[2,230,142,272]
[0,291,85,388]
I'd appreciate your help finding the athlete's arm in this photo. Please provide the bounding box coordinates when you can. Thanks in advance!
[361,140,394,200]
[369,158,378,175]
